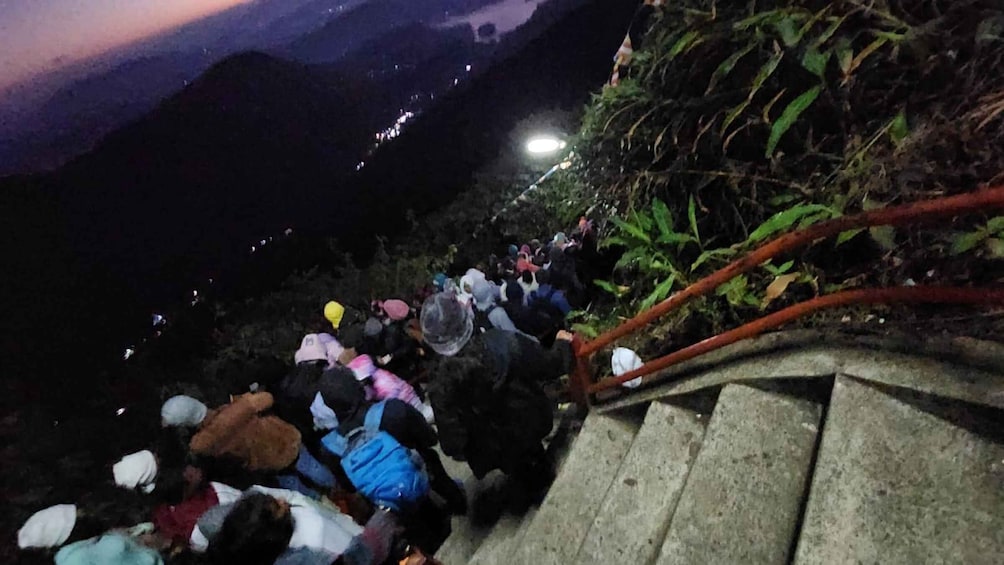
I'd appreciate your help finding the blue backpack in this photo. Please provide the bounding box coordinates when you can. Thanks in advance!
[320,401,429,511]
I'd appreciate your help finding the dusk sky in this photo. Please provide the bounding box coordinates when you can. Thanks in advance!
[0,0,249,89]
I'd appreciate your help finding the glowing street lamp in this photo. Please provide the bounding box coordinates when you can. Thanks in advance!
[525,136,566,155]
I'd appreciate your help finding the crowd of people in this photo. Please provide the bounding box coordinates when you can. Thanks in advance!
[16,221,597,565]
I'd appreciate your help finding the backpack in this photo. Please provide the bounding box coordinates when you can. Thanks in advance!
[319,401,429,511]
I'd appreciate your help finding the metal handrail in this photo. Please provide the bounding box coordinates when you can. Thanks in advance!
[568,185,1004,406]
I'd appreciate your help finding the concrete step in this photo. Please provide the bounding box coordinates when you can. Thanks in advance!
[656,383,822,565]
[466,507,538,565]
[794,376,1004,565]
[576,401,706,565]
[514,410,643,565]
[431,459,501,565]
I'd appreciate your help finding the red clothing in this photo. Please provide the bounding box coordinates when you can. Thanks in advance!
[152,486,219,546]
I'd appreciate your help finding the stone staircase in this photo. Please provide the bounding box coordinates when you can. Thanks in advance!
[434,334,1004,565]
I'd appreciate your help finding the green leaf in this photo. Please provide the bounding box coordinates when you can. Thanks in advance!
[889,110,909,144]
[707,44,756,94]
[750,53,784,99]
[571,323,599,339]
[773,17,801,46]
[615,246,652,271]
[657,232,698,245]
[870,225,897,250]
[691,248,736,272]
[721,100,750,132]
[748,204,834,243]
[950,230,987,255]
[763,259,795,275]
[986,238,1004,258]
[609,216,651,244]
[639,276,676,312]
[986,216,1004,234]
[669,31,702,60]
[593,279,624,296]
[716,275,752,307]
[688,195,700,243]
[835,38,853,73]
[813,14,849,47]
[765,85,821,157]
[733,10,785,31]
[873,30,907,42]
[651,199,674,241]
[836,228,865,245]
[599,235,632,249]
[801,47,830,77]
[768,193,801,206]
[631,209,654,233]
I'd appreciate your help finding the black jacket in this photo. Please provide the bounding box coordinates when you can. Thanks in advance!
[426,329,572,477]
[273,362,367,443]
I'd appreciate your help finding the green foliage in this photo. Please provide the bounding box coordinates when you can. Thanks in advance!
[949,216,1004,258]
[766,85,822,157]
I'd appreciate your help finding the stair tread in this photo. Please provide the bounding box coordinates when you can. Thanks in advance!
[794,375,1004,565]
[657,384,821,565]
[576,401,706,565]
[514,411,642,565]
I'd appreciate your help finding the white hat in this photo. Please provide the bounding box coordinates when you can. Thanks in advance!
[161,395,208,427]
[294,334,327,365]
[612,347,644,389]
[17,504,77,548]
[113,450,158,493]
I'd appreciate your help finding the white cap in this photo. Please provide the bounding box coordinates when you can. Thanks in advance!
[113,450,158,493]
[612,347,644,389]
[17,504,76,548]
[161,395,207,427]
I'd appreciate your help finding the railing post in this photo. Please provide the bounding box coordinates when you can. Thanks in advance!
[569,335,593,411]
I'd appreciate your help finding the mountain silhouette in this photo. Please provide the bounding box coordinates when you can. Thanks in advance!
[0,0,636,391]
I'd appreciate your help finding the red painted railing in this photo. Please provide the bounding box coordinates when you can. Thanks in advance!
[569,185,1004,407]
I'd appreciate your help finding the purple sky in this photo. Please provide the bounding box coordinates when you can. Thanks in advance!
[0,0,248,89]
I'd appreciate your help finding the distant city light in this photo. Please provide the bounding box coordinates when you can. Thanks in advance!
[356,161,366,171]
[466,64,472,72]
[152,314,166,327]
[123,347,135,360]
[526,136,566,154]
[116,408,126,416]
[453,78,459,86]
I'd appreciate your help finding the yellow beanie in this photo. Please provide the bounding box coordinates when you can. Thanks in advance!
[324,301,345,329]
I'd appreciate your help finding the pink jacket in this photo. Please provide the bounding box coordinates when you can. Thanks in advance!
[347,355,418,406]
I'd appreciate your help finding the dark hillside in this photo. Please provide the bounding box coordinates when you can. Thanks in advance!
[53,52,384,305]
[338,0,636,251]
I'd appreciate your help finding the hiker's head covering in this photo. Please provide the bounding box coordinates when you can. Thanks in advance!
[324,301,345,329]
[471,280,496,312]
[432,273,449,292]
[113,450,158,493]
[347,354,376,381]
[294,334,327,365]
[18,504,77,549]
[161,395,207,428]
[55,533,164,565]
[381,299,410,321]
[364,317,383,337]
[421,292,473,356]
[612,347,644,389]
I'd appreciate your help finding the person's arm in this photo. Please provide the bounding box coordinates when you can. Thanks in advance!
[513,332,574,382]
[488,308,518,332]
[427,358,476,458]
